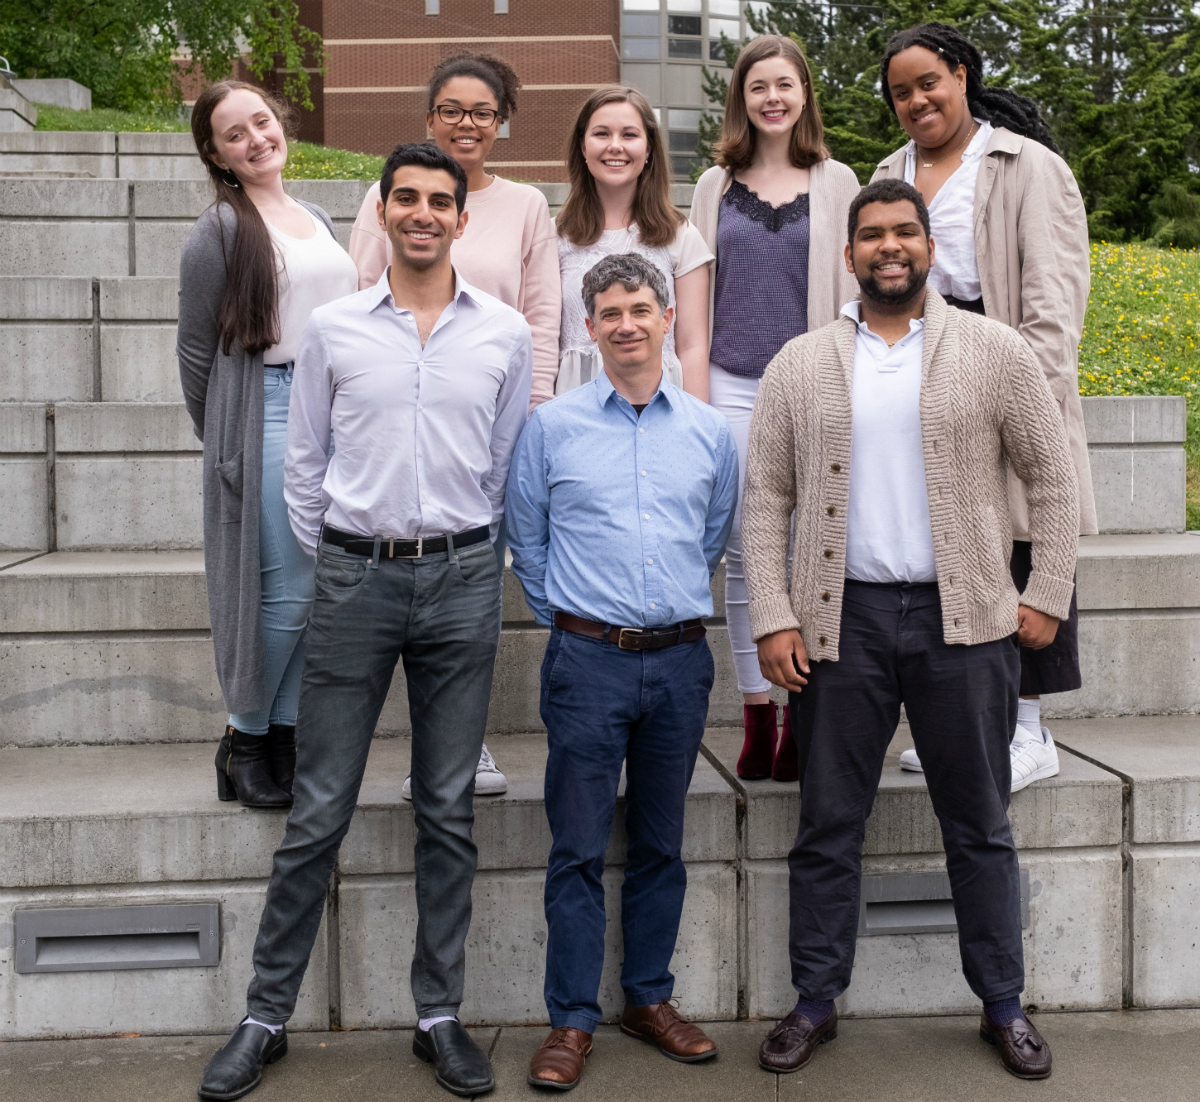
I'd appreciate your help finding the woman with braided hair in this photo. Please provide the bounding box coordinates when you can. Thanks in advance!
[872,22,1097,808]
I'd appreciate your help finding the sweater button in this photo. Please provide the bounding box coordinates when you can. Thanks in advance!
[954,618,960,627]
[820,591,830,601]
[831,463,841,472]
[826,506,836,516]
[823,549,833,559]
[818,636,827,646]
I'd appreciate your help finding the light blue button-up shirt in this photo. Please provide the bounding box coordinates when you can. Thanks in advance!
[506,369,738,628]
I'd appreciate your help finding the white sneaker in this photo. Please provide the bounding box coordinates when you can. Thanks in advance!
[1009,724,1060,793]
[400,743,508,801]
[899,747,924,772]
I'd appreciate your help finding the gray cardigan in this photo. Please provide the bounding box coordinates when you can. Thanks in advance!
[177,199,335,715]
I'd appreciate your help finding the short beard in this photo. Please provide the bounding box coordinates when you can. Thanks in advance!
[858,262,929,309]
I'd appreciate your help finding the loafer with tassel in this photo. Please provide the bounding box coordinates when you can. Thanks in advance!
[198,1020,287,1100]
[620,1000,717,1062]
[980,1013,1052,1079]
[758,1006,838,1072]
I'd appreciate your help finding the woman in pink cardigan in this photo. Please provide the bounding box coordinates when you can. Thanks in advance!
[349,54,561,800]
[349,53,561,410]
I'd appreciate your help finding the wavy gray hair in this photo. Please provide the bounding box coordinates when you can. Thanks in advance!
[581,253,669,320]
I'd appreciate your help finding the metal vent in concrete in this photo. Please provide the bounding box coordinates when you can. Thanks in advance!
[14,903,219,973]
[858,869,1031,936]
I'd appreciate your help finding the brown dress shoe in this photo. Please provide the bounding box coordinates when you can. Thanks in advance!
[980,1014,1052,1079]
[758,1007,838,1072]
[620,1000,718,1063]
[528,1027,592,1090]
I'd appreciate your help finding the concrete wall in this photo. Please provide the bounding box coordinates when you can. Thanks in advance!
[9,79,91,111]
[0,83,35,133]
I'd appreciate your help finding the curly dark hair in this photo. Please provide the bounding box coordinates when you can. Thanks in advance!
[880,22,1058,153]
[428,53,522,120]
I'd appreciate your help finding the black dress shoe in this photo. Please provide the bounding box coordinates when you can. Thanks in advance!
[758,1006,838,1072]
[413,1019,495,1096]
[980,1013,1053,1079]
[215,726,292,809]
[267,723,296,797]
[198,1021,287,1100]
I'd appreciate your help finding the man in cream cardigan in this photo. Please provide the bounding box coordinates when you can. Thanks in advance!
[742,179,1078,1082]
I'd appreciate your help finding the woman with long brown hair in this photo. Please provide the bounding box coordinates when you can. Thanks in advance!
[691,35,860,784]
[554,85,712,397]
[178,81,358,810]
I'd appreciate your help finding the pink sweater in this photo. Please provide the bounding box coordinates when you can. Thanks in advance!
[349,175,562,408]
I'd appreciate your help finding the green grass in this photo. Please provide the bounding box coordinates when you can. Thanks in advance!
[32,103,383,180]
[1080,242,1200,529]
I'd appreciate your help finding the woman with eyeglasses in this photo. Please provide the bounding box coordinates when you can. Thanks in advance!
[350,53,559,799]
[350,53,560,409]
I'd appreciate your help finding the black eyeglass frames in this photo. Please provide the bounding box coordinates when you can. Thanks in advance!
[432,105,500,126]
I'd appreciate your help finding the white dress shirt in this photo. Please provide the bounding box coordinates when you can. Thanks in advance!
[285,268,534,556]
[903,119,993,301]
[841,301,937,585]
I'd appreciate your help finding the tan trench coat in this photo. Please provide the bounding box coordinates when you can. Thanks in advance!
[872,127,1098,537]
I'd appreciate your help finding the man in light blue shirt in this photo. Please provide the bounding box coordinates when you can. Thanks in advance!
[507,253,737,1089]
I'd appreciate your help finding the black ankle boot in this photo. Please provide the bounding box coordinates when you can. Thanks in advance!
[198,1020,287,1100]
[267,724,296,797]
[215,726,292,809]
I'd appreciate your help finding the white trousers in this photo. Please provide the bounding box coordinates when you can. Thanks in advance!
[709,363,771,696]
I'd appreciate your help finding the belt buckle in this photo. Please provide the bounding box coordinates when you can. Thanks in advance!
[617,628,642,651]
[396,537,423,559]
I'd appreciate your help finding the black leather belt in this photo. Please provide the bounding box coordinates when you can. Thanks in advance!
[322,524,490,560]
[554,611,706,651]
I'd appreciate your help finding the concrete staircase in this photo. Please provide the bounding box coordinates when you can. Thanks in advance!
[0,165,1197,1039]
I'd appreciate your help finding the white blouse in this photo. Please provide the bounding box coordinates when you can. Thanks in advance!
[263,208,360,365]
[903,120,993,302]
[553,221,713,394]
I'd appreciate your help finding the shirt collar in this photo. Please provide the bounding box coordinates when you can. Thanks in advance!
[365,265,483,313]
[593,365,677,413]
[841,299,925,339]
[904,117,994,175]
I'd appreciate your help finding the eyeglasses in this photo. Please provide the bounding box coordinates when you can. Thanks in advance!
[432,105,500,126]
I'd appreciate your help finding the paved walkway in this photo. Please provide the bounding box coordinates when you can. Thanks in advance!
[3,1010,1198,1102]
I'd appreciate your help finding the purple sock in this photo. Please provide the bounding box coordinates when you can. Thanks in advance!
[984,996,1024,1025]
[793,997,834,1026]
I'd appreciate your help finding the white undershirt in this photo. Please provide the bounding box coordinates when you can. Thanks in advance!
[841,302,937,585]
[903,119,992,302]
[263,208,360,365]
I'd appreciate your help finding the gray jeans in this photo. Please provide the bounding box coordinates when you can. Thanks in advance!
[245,536,502,1023]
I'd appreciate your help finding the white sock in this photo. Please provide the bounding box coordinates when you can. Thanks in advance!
[1016,698,1041,735]
[419,1015,457,1032]
[242,1015,282,1034]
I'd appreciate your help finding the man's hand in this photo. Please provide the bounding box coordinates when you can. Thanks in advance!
[758,629,810,692]
[1017,605,1059,650]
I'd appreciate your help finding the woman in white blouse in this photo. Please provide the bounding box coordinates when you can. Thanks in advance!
[554,86,712,398]
[179,82,359,809]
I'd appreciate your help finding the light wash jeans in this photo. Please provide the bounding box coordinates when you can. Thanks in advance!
[228,365,315,736]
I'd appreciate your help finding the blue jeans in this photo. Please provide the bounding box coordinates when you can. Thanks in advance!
[228,365,315,736]
[246,536,502,1023]
[539,626,715,1032]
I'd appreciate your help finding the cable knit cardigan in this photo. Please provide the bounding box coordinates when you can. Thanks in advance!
[742,290,1079,660]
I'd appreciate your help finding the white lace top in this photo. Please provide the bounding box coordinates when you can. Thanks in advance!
[553,221,713,394]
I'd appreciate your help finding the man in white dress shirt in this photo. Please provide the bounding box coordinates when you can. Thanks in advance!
[198,143,531,1101]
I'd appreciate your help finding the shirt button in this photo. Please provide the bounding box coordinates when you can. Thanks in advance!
[650,602,656,609]
[417,451,423,457]
[644,513,650,520]
[826,506,836,516]
[639,427,645,433]
[647,558,654,565]
[641,470,647,477]
[418,404,424,412]
[418,361,424,367]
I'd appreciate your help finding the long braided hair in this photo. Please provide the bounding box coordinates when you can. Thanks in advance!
[880,22,1058,153]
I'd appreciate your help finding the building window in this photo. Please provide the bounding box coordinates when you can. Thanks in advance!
[623,38,661,59]
[425,0,439,13]
[668,37,702,58]
[623,0,660,9]
[668,14,701,35]
[495,0,509,11]
[669,108,702,129]
[622,13,659,34]
[667,0,701,11]
[709,17,741,39]
[498,119,510,138]
[709,0,740,14]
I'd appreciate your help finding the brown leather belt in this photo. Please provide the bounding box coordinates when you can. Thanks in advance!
[554,611,706,651]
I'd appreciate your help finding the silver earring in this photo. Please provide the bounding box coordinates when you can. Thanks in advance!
[221,168,240,188]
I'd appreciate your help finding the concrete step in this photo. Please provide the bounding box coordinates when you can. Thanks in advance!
[5,719,1180,1039]
[2,537,1195,746]
[0,131,203,179]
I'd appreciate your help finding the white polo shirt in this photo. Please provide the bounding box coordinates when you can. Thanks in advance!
[841,301,938,585]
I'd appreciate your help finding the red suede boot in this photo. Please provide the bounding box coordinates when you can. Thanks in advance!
[737,702,777,779]
[772,704,798,782]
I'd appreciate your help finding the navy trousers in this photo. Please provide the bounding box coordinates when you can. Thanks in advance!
[788,580,1025,1004]
[539,626,715,1032]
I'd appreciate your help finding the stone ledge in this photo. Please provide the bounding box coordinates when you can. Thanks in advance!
[54,402,198,453]
[702,725,1123,859]
[1082,395,1186,444]
[1077,534,1200,609]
